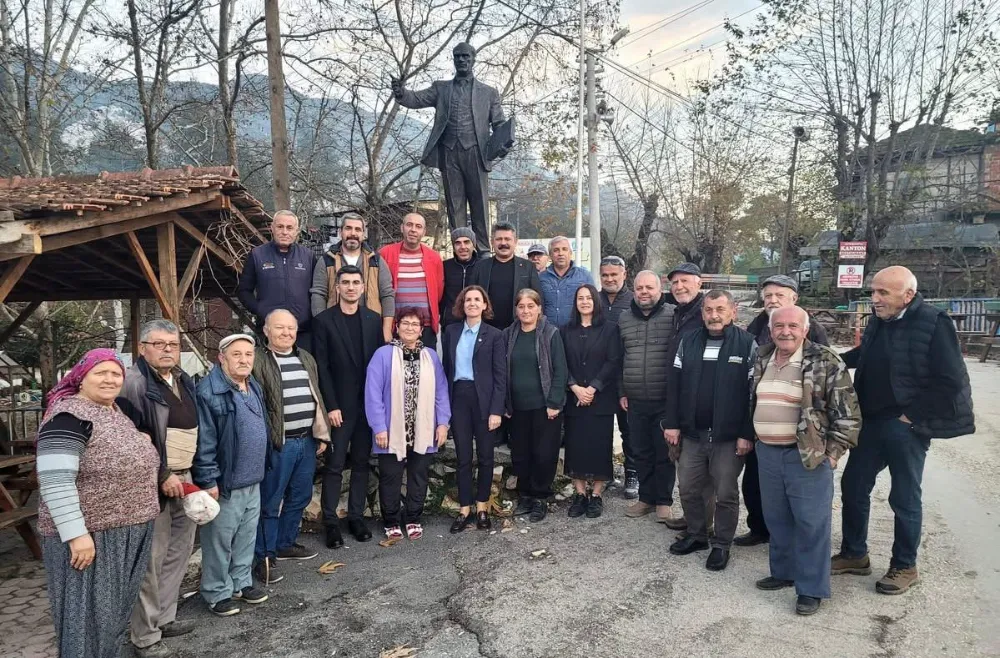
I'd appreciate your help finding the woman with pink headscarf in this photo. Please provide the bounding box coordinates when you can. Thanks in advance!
[36,348,160,658]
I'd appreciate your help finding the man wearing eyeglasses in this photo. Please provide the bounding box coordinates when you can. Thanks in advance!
[118,320,200,656]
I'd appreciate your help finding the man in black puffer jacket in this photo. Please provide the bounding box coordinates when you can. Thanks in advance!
[833,266,974,596]
[664,262,706,369]
[618,271,679,525]
[662,290,756,572]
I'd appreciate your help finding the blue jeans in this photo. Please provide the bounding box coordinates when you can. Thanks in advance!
[840,416,930,569]
[200,483,260,605]
[757,442,834,599]
[255,436,317,560]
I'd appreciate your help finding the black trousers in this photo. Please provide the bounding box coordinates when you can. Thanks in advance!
[629,399,675,506]
[452,381,496,506]
[742,449,770,537]
[321,409,371,524]
[618,407,634,472]
[420,326,438,353]
[377,449,434,527]
[439,144,490,252]
[509,408,563,499]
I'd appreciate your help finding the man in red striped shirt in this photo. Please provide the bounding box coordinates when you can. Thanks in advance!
[380,213,445,350]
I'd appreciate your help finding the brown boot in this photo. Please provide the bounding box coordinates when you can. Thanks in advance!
[657,505,688,530]
[830,553,872,575]
[625,501,654,518]
[876,567,919,595]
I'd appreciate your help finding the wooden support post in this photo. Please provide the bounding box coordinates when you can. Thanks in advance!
[157,222,179,319]
[264,0,291,210]
[0,233,42,257]
[0,301,40,347]
[0,256,35,304]
[178,243,207,301]
[124,232,175,322]
[229,205,266,243]
[130,296,141,361]
[170,214,243,272]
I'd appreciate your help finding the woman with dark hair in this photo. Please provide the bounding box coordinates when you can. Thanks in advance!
[561,284,622,518]
[365,307,451,541]
[502,288,568,523]
[442,286,507,533]
[35,348,160,657]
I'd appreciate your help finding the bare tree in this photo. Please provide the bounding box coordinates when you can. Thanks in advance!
[92,0,207,168]
[704,0,999,271]
[0,0,123,175]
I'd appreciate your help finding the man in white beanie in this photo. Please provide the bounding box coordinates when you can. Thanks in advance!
[193,334,269,617]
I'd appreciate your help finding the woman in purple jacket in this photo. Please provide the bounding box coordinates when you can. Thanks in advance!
[365,307,451,541]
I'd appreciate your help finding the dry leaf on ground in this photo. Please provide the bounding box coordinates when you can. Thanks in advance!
[318,561,346,574]
[379,536,403,548]
[380,645,418,657]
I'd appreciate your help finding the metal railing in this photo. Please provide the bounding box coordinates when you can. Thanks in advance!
[0,407,42,455]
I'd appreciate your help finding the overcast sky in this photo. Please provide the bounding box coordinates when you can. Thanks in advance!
[611,0,762,91]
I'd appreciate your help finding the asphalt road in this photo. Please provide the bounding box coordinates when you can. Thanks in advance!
[169,360,1000,658]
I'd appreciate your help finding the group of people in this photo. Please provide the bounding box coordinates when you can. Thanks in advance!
[32,209,975,657]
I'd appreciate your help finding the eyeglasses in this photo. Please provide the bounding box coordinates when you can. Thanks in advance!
[397,321,422,329]
[600,256,626,267]
[142,340,181,350]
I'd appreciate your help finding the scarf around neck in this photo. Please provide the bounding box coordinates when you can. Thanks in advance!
[388,340,436,461]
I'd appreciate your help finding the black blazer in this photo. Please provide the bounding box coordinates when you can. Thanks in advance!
[441,321,507,420]
[312,305,384,419]
[560,320,622,416]
[469,256,542,322]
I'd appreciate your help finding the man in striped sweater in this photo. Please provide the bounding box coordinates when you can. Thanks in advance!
[251,309,331,585]
[380,213,445,350]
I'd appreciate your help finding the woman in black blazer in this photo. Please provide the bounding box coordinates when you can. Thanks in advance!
[560,283,622,519]
[442,285,507,533]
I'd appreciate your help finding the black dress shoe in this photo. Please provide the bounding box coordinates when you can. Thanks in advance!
[450,514,473,534]
[528,498,548,522]
[567,493,588,518]
[476,511,491,530]
[514,496,535,516]
[733,531,770,547]
[705,548,730,571]
[795,595,821,615]
[348,519,373,542]
[669,534,710,556]
[755,576,795,591]
[325,525,344,549]
[159,620,195,638]
[585,494,603,518]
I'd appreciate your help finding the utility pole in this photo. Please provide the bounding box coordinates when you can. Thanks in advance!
[586,51,600,275]
[779,126,809,273]
[574,0,586,260]
[264,0,291,211]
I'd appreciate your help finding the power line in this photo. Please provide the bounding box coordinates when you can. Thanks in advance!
[600,54,829,159]
[626,4,764,69]
[617,1,717,48]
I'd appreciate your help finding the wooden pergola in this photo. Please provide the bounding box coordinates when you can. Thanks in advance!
[0,166,268,353]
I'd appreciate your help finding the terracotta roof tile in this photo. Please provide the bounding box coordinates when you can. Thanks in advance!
[0,166,267,221]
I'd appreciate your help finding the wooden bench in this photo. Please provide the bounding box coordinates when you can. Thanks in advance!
[0,454,42,559]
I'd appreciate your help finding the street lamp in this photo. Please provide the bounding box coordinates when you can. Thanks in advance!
[779,126,810,274]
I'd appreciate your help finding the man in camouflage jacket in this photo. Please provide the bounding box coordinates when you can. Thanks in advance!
[749,306,860,616]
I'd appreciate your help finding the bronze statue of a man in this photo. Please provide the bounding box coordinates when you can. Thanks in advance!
[391,42,511,252]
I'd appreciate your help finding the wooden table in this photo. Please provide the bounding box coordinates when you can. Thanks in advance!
[980,313,1000,363]
[0,454,42,559]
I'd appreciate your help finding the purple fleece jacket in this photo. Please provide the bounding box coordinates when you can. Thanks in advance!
[364,345,451,454]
